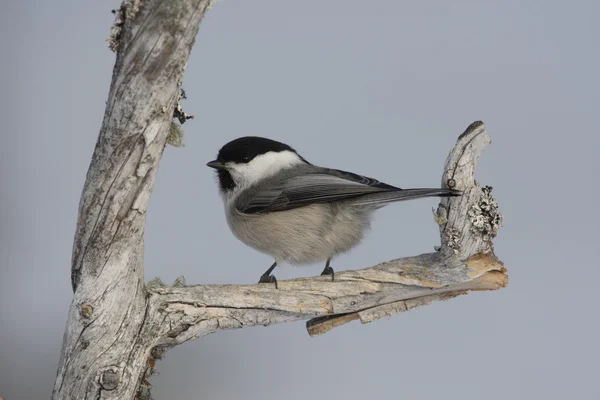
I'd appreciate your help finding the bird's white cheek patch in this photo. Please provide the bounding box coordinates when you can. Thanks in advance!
[227,150,303,187]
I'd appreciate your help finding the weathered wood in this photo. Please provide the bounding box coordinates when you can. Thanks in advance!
[52,1,211,399]
[148,256,506,343]
[142,122,507,348]
[53,1,506,398]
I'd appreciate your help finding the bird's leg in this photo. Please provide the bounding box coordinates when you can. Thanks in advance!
[258,261,278,288]
[320,258,334,282]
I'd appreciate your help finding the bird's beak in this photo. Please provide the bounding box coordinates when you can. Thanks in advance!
[206,160,227,170]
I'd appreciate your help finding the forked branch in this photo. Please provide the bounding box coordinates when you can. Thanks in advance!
[146,122,507,348]
[52,0,506,397]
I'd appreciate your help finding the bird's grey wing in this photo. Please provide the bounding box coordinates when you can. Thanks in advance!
[239,168,399,214]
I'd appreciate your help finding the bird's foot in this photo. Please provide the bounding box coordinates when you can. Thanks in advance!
[258,274,278,289]
[320,266,335,282]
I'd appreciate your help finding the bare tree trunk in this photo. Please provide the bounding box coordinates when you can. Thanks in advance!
[52,2,507,399]
[52,1,211,399]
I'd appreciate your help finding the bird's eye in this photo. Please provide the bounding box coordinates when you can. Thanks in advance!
[242,155,250,162]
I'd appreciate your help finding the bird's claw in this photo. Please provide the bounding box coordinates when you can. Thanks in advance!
[258,274,278,289]
[320,266,335,282]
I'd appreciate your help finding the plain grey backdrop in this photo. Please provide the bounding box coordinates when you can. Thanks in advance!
[1,0,599,399]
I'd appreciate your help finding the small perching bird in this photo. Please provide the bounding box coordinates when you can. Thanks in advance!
[207,137,460,286]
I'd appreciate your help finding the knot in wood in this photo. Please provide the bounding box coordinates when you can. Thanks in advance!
[99,368,120,390]
[80,304,94,319]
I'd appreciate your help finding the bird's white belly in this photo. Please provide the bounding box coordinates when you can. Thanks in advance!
[226,203,371,265]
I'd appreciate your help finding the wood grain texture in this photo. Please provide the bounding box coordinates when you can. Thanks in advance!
[53,1,506,398]
[52,1,211,399]
[144,122,506,358]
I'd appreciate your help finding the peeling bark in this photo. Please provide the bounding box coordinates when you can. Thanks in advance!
[52,2,507,399]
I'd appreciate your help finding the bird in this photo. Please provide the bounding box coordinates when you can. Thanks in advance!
[207,136,460,287]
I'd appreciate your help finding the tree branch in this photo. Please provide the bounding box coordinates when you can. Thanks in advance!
[146,122,507,349]
[53,0,506,397]
[53,1,211,399]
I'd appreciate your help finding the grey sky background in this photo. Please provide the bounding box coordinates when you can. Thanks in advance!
[1,1,599,399]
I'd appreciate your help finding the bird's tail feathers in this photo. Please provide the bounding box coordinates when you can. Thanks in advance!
[351,188,461,207]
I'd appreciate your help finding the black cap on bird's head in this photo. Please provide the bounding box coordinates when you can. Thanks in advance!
[207,136,308,192]
[208,136,299,167]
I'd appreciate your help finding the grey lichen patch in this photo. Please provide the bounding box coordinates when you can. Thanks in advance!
[468,185,503,241]
[444,227,461,255]
[125,0,142,20]
[432,207,448,225]
[176,65,187,88]
[147,277,166,288]
[173,275,187,287]
[107,1,143,52]
[107,5,126,52]
[147,276,187,288]
[167,122,185,147]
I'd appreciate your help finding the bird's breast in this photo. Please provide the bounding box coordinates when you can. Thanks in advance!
[225,203,371,264]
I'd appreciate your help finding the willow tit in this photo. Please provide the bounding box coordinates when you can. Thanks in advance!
[207,136,460,286]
